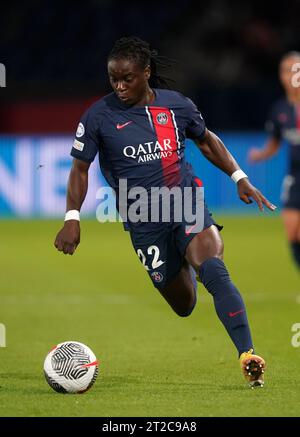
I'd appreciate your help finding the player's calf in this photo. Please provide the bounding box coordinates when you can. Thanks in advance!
[159,273,197,318]
[199,257,254,356]
[160,288,197,317]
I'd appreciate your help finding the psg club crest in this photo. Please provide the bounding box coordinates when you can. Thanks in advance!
[156,112,168,125]
[151,271,164,283]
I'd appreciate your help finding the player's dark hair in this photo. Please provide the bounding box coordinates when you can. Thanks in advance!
[108,36,176,89]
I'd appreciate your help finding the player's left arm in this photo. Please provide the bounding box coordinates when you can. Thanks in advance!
[194,129,276,212]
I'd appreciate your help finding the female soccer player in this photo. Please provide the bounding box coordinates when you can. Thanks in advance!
[249,52,300,270]
[55,37,275,387]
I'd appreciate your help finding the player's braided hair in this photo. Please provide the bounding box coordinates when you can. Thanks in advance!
[108,36,176,89]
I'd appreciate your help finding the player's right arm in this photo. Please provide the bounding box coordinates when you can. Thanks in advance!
[54,158,90,255]
[55,103,100,255]
[248,137,281,162]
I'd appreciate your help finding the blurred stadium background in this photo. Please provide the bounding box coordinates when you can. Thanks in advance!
[2,0,299,217]
[0,0,300,417]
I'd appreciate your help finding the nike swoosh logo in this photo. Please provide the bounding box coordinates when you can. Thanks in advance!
[185,223,198,236]
[229,309,245,317]
[80,360,99,368]
[116,121,133,130]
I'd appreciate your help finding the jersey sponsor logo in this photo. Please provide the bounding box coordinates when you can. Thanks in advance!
[156,112,168,125]
[73,139,85,151]
[116,121,133,130]
[123,139,176,163]
[76,122,85,137]
[151,271,164,283]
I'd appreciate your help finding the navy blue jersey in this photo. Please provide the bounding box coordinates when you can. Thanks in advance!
[71,89,205,186]
[266,98,300,175]
[71,89,205,227]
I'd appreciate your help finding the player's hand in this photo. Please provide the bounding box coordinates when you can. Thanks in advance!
[237,178,276,212]
[248,147,264,162]
[54,220,80,255]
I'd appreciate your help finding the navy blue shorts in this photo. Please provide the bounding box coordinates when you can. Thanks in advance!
[281,175,300,210]
[129,204,222,290]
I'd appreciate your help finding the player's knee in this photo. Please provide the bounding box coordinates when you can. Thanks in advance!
[198,251,223,270]
[186,228,224,272]
[191,252,223,275]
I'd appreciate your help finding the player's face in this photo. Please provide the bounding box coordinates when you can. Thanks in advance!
[108,58,150,105]
[279,55,300,93]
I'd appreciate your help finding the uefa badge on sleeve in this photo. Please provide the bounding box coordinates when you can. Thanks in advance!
[76,122,85,138]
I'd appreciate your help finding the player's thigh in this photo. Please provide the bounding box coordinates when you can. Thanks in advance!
[185,224,224,271]
[159,260,196,316]
[282,209,300,241]
[130,225,182,289]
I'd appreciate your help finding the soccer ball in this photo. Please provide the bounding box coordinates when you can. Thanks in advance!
[43,341,99,394]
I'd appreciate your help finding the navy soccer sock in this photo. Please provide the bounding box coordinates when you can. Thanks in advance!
[199,257,253,356]
[291,242,300,269]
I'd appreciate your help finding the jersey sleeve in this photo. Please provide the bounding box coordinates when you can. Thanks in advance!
[265,104,282,140]
[71,108,100,163]
[184,97,206,139]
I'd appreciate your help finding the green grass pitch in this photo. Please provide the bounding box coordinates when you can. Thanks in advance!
[0,215,299,417]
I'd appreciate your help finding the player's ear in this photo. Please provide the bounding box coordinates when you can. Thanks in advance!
[145,65,151,80]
